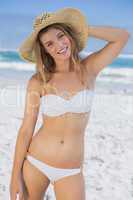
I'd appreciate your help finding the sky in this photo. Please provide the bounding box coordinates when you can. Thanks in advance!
[0,0,132,54]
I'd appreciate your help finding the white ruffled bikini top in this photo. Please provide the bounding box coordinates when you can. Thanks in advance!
[40,88,95,117]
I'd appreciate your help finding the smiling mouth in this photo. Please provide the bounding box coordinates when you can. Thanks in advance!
[57,47,68,54]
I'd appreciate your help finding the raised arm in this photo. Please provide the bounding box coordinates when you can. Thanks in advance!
[82,25,130,77]
[10,74,42,199]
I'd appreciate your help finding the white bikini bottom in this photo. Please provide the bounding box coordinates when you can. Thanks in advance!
[26,154,81,185]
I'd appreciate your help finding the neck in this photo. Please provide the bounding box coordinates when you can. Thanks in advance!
[54,58,72,73]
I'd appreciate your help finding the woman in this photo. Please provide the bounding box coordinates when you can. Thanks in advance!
[10,7,129,200]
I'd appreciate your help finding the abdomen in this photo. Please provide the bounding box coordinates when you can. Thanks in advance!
[27,113,89,168]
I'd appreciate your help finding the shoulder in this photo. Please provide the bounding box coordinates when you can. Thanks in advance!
[27,72,43,97]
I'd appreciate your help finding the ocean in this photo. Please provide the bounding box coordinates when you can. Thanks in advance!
[0,50,133,94]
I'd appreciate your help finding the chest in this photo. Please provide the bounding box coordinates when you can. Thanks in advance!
[40,71,95,117]
[43,70,94,98]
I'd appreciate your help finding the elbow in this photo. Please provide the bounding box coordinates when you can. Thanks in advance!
[115,29,130,46]
[123,29,130,38]
[120,29,130,42]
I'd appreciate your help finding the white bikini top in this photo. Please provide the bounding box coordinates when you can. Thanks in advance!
[40,88,95,117]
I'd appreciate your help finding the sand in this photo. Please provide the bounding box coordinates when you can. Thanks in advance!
[0,69,133,200]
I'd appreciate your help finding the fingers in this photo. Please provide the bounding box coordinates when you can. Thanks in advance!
[17,193,25,200]
[18,193,24,200]
[10,193,17,200]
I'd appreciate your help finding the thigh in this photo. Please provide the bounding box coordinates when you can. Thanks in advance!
[22,158,50,200]
[53,171,86,200]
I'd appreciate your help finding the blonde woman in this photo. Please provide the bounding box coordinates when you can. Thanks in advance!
[9,7,129,200]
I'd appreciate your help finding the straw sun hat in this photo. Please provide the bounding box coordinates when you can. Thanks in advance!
[19,7,89,63]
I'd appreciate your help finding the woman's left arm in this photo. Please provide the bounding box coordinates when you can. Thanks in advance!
[82,26,130,77]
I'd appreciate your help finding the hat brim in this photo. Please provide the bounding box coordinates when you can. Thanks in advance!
[19,7,89,63]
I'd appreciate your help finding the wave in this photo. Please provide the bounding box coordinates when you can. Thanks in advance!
[0,61,133,80]
[0,50,133,83]
[0,61,35,71]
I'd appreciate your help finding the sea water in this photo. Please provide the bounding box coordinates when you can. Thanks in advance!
[0,50,133,94]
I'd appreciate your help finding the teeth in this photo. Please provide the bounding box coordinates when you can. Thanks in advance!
[58,47,67,54]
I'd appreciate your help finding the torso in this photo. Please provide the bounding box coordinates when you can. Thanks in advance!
[27,64,96,168]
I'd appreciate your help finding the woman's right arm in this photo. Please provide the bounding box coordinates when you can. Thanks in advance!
[10,74,42,199]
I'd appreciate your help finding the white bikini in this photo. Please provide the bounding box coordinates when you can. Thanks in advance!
[41,88,94,116]
[26,88,95,185]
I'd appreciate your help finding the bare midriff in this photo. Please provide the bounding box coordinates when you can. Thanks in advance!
[27,111,90,169]
[26,68,95,169]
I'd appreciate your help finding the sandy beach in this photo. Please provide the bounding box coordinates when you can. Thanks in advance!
[0,67,133,200]
[0,0,132,198]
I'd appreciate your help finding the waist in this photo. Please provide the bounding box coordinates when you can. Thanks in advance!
[28,130,84,168]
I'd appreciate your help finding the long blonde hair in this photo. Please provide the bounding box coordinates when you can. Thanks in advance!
[34,23,87,91]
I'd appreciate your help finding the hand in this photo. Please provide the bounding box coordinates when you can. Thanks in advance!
[10,173,28,200]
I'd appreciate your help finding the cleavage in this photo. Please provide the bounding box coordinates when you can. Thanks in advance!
[45,71,90,99]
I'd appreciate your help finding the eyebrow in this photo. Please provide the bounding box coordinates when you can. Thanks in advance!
[44,31,63,45]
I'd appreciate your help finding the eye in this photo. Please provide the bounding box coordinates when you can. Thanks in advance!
[47,43,52,47]
[59,34,64,38]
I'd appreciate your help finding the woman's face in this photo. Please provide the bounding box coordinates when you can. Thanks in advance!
[39,28,71,60]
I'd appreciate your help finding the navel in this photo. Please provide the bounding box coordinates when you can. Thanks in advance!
[60,140,64,144]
